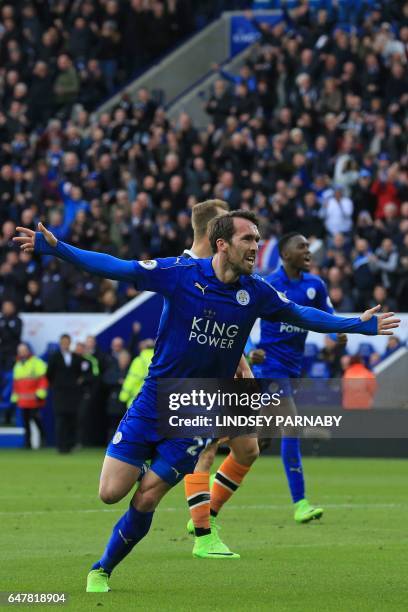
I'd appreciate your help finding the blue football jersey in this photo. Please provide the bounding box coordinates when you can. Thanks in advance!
[34,235,377,419]
[130,257,300,418]
[257,266,333,377]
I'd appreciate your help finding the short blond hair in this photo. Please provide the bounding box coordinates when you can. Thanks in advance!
[191,199,229,239]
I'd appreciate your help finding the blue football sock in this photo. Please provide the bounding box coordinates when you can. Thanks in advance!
[281,437,305,503]
[92,504,154,574]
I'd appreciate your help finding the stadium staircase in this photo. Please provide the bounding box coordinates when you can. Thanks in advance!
[91,10,280,121]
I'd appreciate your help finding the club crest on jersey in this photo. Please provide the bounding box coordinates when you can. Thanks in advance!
[139,259,157,270]
[307,287,316,300]
[236,289,250,306]
[112,431,122,444]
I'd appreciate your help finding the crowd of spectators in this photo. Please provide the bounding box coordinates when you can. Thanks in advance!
[0,0,210,122]
[0,1,407,327]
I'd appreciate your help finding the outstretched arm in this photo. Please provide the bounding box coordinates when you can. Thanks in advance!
[15,224,137,283]
[278,302,399,336]
[258,277,400,336]
[14,223,184,295]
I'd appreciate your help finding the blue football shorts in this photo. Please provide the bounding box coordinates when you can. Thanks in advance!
[106,411,208,486]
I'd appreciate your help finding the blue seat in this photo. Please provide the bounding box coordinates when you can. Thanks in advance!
[41,342,59,362]
[357,342,375,365]
[304,343,319,358]
[358,342,375,356]
[307,361,330,379]
[0,370,13,411]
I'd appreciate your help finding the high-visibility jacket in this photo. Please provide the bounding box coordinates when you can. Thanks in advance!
[119,348,154,407]
[342,363,377,410]
[12,356,49,409]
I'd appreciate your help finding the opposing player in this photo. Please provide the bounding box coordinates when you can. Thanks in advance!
[250,232,346,523]
[14,214,399,592]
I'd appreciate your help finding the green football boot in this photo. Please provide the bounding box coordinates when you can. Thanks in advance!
[86,568,111,593]
[192,530,240,559]
[294,498,324,524]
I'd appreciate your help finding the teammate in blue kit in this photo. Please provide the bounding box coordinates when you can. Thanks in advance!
[14,215,399,592]
[250,232,346,523]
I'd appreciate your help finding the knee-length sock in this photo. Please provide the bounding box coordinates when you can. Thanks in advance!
[92,503,154,574]
[281,437,305,503]
[210,454,251,516]
[184,472,211,536]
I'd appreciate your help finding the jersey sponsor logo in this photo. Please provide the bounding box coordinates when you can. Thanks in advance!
[112,431,122,444]
[236,289,250,305]
[188,317,239,349]
[306,287,316,300]
[194,281,208,295]
[139,259,158,270]
[277,290,289,303]
[279,322,307,334]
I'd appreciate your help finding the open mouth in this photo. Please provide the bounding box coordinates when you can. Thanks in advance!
[245,255,256,265]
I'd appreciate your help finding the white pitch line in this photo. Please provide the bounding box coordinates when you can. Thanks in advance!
[0,502,405,517]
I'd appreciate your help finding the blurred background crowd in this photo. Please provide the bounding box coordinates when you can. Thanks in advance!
[0,0,241,115]
[1,0,407,317]
[0,0,407,446]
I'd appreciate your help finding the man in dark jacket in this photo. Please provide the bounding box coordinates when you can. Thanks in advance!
[0,300,22,371]
[47,333,83,453]
[28,61,53,127]
[205,79,233,129]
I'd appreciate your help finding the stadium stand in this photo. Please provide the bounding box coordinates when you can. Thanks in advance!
[1,1,406,316]
[0,2,407,439]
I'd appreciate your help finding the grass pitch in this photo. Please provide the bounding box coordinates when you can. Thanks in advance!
[0,450,406,611]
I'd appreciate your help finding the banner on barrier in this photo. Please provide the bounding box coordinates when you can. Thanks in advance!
[230,13,283,56]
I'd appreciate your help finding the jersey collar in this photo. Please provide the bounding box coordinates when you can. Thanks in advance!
[200,257,217,279]
[200,257,245,288]
[183,248,199,259]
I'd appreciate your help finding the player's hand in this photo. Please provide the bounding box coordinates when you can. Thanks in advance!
[249,348,266,364]
[13,222,57,253]
[336,333,348,346]
[360,305,400,335]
